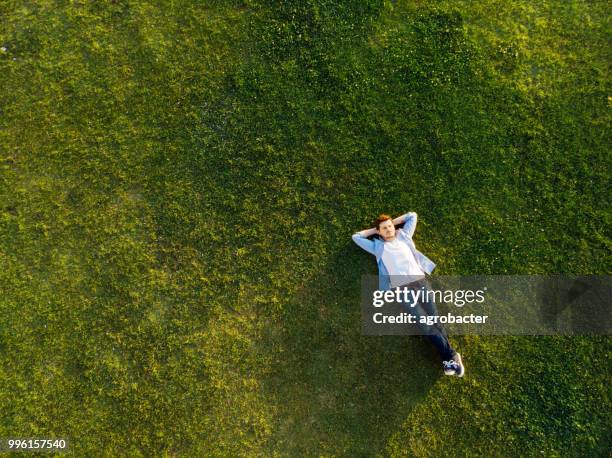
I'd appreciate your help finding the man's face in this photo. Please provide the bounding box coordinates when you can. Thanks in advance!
[377,219,396,241]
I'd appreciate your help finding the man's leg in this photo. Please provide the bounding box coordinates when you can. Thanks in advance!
[415,302,457,362]
[413,278,457,362]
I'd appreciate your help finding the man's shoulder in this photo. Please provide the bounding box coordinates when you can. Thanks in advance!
[397,229,416,247]
[372,236,384,254]
[367,235,384,244]
[397,228,410,239]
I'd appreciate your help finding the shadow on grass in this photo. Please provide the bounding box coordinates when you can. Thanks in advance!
[259,243,443,456]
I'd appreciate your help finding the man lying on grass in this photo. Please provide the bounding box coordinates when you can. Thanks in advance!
[352,212,465,377]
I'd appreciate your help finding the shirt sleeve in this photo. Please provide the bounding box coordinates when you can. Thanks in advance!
[352,232,376,255]
[399,212,417,239]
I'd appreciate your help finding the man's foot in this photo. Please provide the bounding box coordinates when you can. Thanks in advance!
[442,353,465,377]
[443,360,457,376]
[452,353,465,377]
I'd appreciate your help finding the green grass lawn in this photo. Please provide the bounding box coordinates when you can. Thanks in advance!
[0,0,610,456]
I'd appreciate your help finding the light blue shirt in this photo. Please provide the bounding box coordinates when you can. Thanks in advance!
[351,212,437,291]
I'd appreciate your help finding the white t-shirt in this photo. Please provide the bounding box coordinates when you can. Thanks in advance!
[381,237,425,288]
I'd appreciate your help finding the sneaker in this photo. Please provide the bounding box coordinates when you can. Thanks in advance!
[452,353,465,377]
[443,360,457,376]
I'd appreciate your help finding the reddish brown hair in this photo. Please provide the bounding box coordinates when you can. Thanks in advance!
[373,214,393,230]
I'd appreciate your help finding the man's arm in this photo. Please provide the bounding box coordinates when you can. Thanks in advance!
[396,212,418,238]
[351,227,377,255]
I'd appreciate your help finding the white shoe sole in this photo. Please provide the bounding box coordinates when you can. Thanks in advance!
[455,353,465,377]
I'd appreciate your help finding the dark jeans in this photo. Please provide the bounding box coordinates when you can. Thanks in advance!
[398,276,457,362]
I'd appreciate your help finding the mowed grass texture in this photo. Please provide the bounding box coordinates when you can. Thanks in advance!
[0,0,610,456]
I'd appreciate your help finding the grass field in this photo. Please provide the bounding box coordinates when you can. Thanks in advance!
[0,0,610,456]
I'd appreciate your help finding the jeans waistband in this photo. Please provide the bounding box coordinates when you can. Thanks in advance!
[393,274,429,290]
